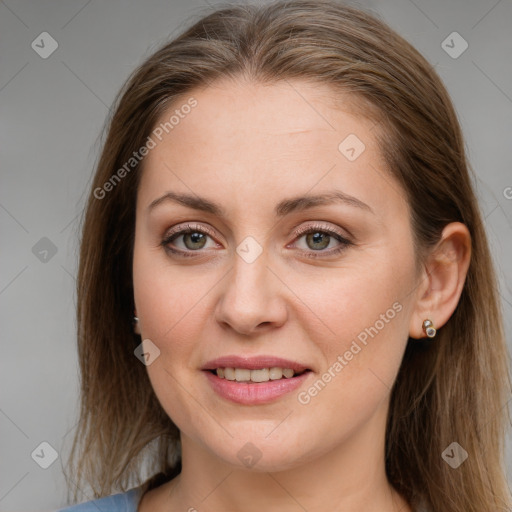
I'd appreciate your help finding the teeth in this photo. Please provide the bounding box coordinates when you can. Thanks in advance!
[224,368,235,380]
[269,367,283,380]
[215,367,301,382]
[251,368,269,382]
[234,368,251,382]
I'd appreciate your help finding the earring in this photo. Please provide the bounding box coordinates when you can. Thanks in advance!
[422,319,436,338]
[133,316,141,335]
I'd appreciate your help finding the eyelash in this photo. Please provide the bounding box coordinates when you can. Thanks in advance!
[161,222,353,259]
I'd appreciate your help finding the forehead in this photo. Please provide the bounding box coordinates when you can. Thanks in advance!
[161,78,365,150]
[138,78,407,221]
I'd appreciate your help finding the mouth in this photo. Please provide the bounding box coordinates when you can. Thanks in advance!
[202,357,313,404]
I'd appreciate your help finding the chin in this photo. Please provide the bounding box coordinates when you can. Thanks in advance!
[204,433,316,473]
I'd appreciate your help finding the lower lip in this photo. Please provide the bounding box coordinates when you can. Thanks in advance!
[203,370,311,405]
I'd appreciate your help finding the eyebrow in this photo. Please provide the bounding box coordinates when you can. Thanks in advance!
[147,190,374,217]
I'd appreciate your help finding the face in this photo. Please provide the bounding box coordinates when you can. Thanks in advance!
[132,78,419,471]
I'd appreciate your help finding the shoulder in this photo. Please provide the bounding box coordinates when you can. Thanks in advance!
[56,487,143,512]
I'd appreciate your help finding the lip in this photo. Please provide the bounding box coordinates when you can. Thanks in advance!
[201,355,310,372]
[204,369,311,405]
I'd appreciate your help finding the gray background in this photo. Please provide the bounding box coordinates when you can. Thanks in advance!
[1,0,511,510]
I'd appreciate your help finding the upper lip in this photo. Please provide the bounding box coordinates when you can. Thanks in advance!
[202,355,310,372]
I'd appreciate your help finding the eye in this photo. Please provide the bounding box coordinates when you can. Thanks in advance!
[161,222,353,259]
[161,223,218,257]
[291,223,353,258]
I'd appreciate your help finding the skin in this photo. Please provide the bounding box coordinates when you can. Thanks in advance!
[133,78,471,512]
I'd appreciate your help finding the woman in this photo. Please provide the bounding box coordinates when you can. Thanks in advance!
[58,1,511,511]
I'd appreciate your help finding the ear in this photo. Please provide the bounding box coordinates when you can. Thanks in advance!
[409,222,471,339]
[134,309,141,335]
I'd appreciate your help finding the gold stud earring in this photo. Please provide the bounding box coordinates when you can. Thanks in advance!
[422,319,436,338]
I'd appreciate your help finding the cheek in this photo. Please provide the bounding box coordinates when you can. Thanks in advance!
[132,248,214,431]
[303,257,411,352]
[133,244,214,342]
[296,256,414,409]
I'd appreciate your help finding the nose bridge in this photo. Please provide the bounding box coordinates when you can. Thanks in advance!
[215,236,287,333]
[230,240,273,306]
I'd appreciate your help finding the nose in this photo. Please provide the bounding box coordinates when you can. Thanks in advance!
[214,248,288,336]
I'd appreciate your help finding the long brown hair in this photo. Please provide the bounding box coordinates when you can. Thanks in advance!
[65,1,511,510]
